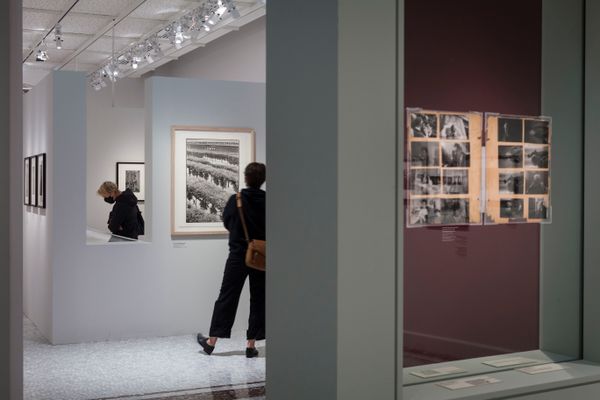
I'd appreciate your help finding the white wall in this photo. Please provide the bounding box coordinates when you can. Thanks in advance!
[152,17,265,83]
[86,78,145,232]
[23,73,53,342]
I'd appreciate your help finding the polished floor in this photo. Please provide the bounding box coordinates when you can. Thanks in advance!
[24,317,265,400]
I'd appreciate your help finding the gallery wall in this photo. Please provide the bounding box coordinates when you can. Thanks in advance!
[25,71,265,345]
[404,0,542,364]
[22,72,53,341]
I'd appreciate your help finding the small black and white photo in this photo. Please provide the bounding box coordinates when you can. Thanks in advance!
[524,145,549,169]
[500,198,524,219]
[443,169,469,195]
[498,118,523,142]
[410,113,437,138]
[529,198,548,219]
[525,171,549,195]
[499,172,524,194]
[498,145,523,168]
[440,114,469,140]
[524,119,550,144]
[411,142,440,167]
[125,170,141,192]
[409,168,441,195]
[441,199,469,225]
[409,198,442,226]
[441,142,470,167]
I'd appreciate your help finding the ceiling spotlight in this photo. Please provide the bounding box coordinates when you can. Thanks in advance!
[54,24,63,49]
[35,49,48,62]
[224,0,241,18]
[175,25,184,45]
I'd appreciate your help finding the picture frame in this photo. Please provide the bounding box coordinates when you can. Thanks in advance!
[171,126,255,236]
[24,157,31,206]
[30,155,38,207]
[116,162,145,202]
[37,153,46,208]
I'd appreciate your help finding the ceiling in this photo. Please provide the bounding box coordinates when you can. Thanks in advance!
[23,0,265,88]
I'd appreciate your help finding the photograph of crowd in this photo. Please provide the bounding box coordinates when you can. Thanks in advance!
[443,169,469,195]
[410,113,437,138]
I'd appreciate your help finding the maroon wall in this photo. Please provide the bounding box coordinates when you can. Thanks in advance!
[404,0,542,366]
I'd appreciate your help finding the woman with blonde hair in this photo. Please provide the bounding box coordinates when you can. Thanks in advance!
[97,181,143,240]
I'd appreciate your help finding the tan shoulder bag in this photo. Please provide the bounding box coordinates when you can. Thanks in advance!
[236,193,266,271]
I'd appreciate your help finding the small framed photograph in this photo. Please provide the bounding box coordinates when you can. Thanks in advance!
[31,155,38,207]
[409,168,441,195]
[24,157,31,206]
[524,120,550,144]
[410,113,438,138]
[443,169,469,195]
[497,118,523,143]
[410,142,440,167]
[37,154,46,208]
[116,162,145,202]
[442,142,470,167]
[408,198,442,226]
[500,198,524,219]
[524,145,549,169]
[529,198,549,220]
[440,114,469,140]
[498,145,523,169]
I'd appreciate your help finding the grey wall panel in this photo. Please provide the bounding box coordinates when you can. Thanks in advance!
[337,0,398,399]
[510,382,600,400]
[540,0,584,358]
[584,0,600,362]
[397,1,405,396]
[266,0,339,398]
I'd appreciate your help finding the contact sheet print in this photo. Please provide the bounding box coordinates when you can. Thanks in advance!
[407,109,483,227]
[405,109,552,228]
[485,114,551,224]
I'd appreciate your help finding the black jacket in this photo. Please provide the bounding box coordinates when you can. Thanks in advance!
[108,189,141,240]
[223,188,266,257]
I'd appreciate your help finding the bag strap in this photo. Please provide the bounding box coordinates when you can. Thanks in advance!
[236,192,251,243]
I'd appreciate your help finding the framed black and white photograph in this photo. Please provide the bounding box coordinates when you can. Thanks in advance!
[172,126,255,236]
[524,119,550,144]
[499,172,524,194]
[410,142,440,167]
[498,118,523,143]
[24,157,31,206]
[37,153,46,208]
[441,142,470,167]
[498,145,523,169]
[410,113,437,138]
[441,199,469,224]
[409,168,441,195]
[440,114,469,140]
[525,171,549,194]
[30,155,38,207]
[116,162,145,202]
[443,169,469,195]
[408,198,442,226]
[524,145,549,169]
[529,198,548,219]
[500,198,524,219]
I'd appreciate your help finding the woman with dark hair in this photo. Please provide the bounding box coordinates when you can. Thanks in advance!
[198,162,266,358]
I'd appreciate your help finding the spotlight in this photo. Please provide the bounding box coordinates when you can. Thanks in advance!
[175,25,184,44]
[54,24,63,49]
[35,49,48,62]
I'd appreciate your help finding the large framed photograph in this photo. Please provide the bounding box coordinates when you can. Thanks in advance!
[37,153,46,208]
[171,126,255,236]
[24,157,31,206]
[116,162,145,202]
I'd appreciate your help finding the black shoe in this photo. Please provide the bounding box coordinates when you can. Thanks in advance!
[246,347,259,358]
[197,333,215,355]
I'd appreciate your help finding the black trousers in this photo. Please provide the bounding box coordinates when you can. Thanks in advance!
[209,254,265,340]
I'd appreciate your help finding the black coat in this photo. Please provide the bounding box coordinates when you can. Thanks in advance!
[223,188,266,257]
[108,189,141,239]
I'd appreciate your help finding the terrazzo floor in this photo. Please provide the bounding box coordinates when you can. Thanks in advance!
[24,317,266,400]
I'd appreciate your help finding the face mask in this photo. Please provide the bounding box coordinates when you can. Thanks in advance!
[104,196,115,204]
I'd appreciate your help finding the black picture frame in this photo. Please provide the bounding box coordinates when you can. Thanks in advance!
[116,162,145,202]
[31,155,38,207]
[37,153,46,208]
[24,157,31,206]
